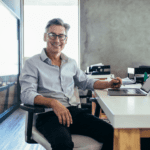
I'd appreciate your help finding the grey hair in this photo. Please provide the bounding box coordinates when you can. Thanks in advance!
[45,18,70,35]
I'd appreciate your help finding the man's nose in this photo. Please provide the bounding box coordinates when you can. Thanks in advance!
[55,36,60,42]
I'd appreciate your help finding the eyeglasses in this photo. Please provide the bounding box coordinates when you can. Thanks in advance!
[47,33,67,41]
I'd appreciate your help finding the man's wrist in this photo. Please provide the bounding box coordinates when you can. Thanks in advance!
[49,99,58,109]
[107,81,111,88]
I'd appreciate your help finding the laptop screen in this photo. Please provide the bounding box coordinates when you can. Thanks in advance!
[141,77,150,93]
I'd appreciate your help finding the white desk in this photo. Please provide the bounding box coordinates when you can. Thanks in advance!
[95,84,150,150]
[87,74,114,80]
[87,74,114,116]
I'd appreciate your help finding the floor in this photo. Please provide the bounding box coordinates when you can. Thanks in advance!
[0,108,45,150]
[0,108,150,150]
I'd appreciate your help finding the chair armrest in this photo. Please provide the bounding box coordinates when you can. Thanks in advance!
[20,103,45,113]
[20,103,46,143]
[89,97,97,103]
[79,90,92,99]
[89,98,101,117]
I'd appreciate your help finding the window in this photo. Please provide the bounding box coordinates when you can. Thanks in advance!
[24,1,79,65]
[0,4,18,76]
[0,2,19,121]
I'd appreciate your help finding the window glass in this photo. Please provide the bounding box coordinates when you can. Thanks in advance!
[0,5,18,76]
[0,4,19,116]
[24,4,78,64]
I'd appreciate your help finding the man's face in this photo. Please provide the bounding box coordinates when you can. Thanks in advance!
[45,25,67,54]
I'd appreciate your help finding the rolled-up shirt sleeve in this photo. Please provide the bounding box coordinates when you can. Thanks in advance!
[19,59,41,105]
[73,61,99,91]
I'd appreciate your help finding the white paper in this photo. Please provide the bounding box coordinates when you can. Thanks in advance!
[122,77,136,85]
[90,63,104,67]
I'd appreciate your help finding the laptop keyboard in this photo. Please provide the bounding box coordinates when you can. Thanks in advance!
[108,88,147,96]
[123,89,141,94]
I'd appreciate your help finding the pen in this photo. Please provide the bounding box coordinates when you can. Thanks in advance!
[113,78,119,85]
[111,77,120,85]
[111,77,124,86]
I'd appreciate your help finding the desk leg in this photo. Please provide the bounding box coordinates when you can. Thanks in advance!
[92,101,96,115]
[113,129,140,150]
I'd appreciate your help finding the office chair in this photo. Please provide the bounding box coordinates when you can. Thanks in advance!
[20,91,103,150]
[79,89,92,114]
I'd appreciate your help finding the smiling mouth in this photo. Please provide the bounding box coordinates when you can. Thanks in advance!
[51,42,60,47]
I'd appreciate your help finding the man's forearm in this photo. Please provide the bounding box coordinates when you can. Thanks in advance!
[34,95,56,108]
[34,95,73,127]
[93,77,122,89]
[93,80,110,89]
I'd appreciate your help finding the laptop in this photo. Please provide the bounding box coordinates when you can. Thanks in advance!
[108,77,150,96]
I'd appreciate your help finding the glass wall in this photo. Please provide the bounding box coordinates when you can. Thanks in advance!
[0,3,19,121]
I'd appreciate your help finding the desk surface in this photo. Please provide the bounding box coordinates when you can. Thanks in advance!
[95,84,150,128]
[87,74,114,79]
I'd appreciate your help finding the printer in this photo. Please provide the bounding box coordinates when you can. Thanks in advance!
[128,66,150,84]
[85,64,111,75]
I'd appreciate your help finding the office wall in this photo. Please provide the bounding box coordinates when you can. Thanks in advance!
[80,0,150,78]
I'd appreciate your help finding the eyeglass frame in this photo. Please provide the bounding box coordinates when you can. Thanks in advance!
[47,32,67,41]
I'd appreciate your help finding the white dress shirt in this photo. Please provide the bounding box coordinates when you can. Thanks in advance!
[19,49,98,111]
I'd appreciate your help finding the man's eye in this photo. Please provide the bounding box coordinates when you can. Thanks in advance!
[59,35,65,38]
[51,34,56,37]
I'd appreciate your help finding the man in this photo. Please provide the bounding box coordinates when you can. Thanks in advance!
[20,18,122,150]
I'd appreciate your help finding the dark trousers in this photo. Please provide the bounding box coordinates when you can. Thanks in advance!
[36,106,114,150]
[141,138,150,150]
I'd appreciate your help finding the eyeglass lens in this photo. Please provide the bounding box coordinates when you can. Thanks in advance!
[48,33,66,40]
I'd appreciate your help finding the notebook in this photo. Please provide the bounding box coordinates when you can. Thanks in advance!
[108,77,150,96]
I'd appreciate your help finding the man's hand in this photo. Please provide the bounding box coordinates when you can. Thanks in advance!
[108,77,122,89]
[34,95,73,127]
[51,100,73,127]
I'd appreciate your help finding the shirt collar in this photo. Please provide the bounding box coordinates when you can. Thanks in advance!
[40,48,69,63]
[40,48,48,62]
[60,52,69,62]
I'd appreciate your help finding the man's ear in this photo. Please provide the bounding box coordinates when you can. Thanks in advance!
[44,33,47,42]
[65,37,68,44]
